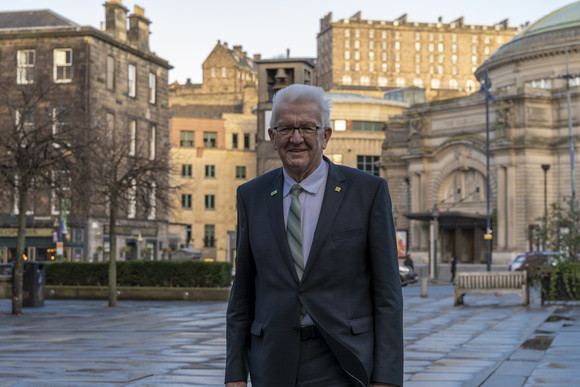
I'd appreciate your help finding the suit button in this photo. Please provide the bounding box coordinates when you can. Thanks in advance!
[298,289,304,295]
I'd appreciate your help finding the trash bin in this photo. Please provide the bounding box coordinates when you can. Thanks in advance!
[23,261,45,307]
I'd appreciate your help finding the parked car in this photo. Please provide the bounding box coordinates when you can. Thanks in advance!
[399,264,418,286]
[508,251,561,271]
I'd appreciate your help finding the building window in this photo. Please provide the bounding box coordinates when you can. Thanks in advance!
[205,165,215,178]
[345,62,350,71]
[429,43,434,52]
[452,44,457,53]
[355,29,360,38]
[345,40,350,48]
[415,42,421,51]
[129,120,136,156]
[466,80,476,92]
[369,40,374,49]
[354,51,360,60]
[438,43,444,52]
[149,72,156,104]
[16,109,35,133]
[182,194,192,209]
[415,64,420,74]
[236,166,247,179]
[382,52,387,61]
[344,51,350,60]
[345,29,350,37]
[182,164,192,177]
[472,35,478,43]
[415,53,421,62]
[414,78,423,87]
[449,79,458,89]
[243,133,250,150]
[395,53,400,62]
[203,132,217,148]
[472,55,478,65]
[452,55,457,64]
[204,224,215,247]
[354,40,360,49]
[381,63,387,72]
[369,30,374,38]
[395,41,400,50]
[438,65,443,74]
[472,45,477,54]
[352,121,383,132]
[128,64,136,97]
[382,31,387,39]
[357,156,380,176]
[107,56,115,90]
[232,133,238,149]
[17,50,35,84]
[222,67,227,77]
[369,51,374,60]
[54,49,72,83]
[438,54,444,63]
[149,125,156,160]
[180,131,194,147]
[431,79,441,89]
[382,41,387,50]
[342,75,352,85]
[396,77,405,87]
[360,76,370,85]
[395,63,400,73]
[128,179,137,218]
[484,46,490,55]
[185,225,192,245]
[205,194,215,210]
[378,77,387,86]
[415,32,420,40]
[369,63,374,72]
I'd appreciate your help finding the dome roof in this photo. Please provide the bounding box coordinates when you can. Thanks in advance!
[477,1,580,77]
[515,1,580,39]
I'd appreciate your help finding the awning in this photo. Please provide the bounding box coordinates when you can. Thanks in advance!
[403,211,487,228]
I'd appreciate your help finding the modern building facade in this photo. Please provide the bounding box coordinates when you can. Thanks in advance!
[381,2,580,271]
[316,11,522,101]
[0,0,172,263]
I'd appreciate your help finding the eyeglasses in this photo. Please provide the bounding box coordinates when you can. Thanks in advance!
[272,126,324,137]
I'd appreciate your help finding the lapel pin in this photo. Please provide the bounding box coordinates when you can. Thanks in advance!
[271,190,278,196]
[335,186,342,192]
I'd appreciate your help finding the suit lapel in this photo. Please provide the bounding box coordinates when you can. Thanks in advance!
[303,160,346,281]
[266,169,300,282]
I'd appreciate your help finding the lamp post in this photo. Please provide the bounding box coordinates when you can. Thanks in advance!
[430,204,439,280]
[557,49,578,210]
[478,70,496,272]
[541,164,550,219]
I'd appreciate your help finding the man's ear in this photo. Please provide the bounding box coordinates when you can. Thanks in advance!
[268,128,277,150]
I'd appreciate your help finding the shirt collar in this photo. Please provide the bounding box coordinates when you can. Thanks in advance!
[283,158,328,197]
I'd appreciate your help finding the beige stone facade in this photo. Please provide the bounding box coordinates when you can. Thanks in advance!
[169,114,256,262]
[316,11,522,101]
[0,1,171,263]
[381,4,580,270]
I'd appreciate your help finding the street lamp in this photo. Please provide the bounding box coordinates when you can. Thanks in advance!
[541,164,550,219]
[478,69,496,272]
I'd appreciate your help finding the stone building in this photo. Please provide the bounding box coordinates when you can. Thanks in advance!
[168,42,258,262]
[316,11,522,101]
[169,41,258,118]
[0,0,172,263]
[381,2,580,271]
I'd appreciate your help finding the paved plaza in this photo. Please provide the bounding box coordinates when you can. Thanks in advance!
[0,285,579,386]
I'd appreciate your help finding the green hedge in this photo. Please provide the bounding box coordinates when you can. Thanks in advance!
[45,261,233,288]
[539,261,580,302]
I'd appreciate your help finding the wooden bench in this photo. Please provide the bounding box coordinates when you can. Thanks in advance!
[454,271,528,306]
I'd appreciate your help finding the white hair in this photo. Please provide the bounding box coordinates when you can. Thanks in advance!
[269,84,332,128]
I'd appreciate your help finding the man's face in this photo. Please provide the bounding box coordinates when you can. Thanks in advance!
[268,101,332,182]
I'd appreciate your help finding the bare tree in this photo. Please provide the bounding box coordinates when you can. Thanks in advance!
[80,115,173,307]
[0,76,83,315]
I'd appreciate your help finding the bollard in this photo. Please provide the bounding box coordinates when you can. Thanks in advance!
[420,276,428,298]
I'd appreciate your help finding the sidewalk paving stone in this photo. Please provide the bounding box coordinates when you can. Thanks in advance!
[0,284,578,386]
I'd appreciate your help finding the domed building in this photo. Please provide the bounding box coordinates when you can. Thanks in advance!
[382,1,580,272]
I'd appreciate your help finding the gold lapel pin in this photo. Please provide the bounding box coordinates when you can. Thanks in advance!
[335,186,342,192]
[271,190,278,196]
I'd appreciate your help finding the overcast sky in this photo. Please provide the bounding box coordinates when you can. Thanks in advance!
[2,0,575,84]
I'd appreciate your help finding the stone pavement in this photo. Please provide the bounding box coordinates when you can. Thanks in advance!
[0,285,578,387]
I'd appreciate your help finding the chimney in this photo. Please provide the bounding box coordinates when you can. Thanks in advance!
[254,54,261,60]
[104,0,128,42]
[286,48,290,58]
[128,5,151,52]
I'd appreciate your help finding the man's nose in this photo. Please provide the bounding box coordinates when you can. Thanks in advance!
[288,128,304,142]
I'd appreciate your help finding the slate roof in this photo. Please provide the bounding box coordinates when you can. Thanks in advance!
[0,9,77,29]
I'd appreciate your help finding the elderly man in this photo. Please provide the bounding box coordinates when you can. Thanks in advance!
[225,84,403,387]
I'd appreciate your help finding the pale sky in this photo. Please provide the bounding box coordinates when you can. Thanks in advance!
[1,0,575,84]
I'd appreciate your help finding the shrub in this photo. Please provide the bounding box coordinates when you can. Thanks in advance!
[45,261,232,288]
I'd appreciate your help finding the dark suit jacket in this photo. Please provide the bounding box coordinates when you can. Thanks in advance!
[225,158,403,387]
